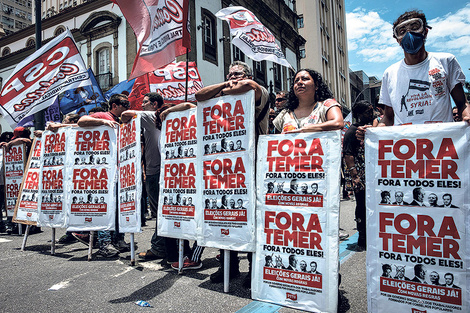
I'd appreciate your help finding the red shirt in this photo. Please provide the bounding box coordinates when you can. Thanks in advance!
[90,112,119,122]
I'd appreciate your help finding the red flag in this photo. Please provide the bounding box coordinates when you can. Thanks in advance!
[128,74,150,110]
[111,0,190,79]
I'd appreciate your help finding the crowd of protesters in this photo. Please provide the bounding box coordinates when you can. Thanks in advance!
[1,9,469,296]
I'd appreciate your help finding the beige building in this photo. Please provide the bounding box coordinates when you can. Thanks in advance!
[0,0,33,36]
[296,0,350,110]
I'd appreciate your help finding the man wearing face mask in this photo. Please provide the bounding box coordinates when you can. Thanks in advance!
[343,100,375,251]
[378,10,470,126]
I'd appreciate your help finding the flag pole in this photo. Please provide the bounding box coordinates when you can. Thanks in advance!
[185,48,189,102]
[33,0,45,130]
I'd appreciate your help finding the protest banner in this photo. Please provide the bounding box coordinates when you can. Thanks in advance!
[37,128,69,228]
[13,138,42,225]
[158,108,197,240]
[365,122,469,313]
[0,29,92,127]
[252,131,341,312]
[3,144,26,217]
[65,126,117,231]
[118,116,142,233]
[196,91,256,251]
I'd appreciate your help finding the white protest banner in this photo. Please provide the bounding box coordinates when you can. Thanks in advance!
[4,144,26,217]
[252,131,341,313]
[37,128,68,228]
[196,90,256,251]
[0,29,92,127]
[365,122,469,313]
[216,6,292,68]
[158,108,197,239]
[13,138,42,225]
[66,126,117,231]
[118,116,142,233]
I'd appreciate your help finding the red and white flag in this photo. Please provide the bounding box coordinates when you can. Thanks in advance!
[0,29,92,127]
[216,6,292,69]
[111,0,190,80]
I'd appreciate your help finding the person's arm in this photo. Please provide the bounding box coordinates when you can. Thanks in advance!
[344,154,361,190]
[195,79,262,102]
[285,106,344,133]
[34,130,43,138]
[450,83,470,121]
[160,102,196,121]
[357,106,394,141]
[195,82,229,101]
[6,138,32,152]
[77,116,118,128]
[46,122,77,132]
[121,110,137,123]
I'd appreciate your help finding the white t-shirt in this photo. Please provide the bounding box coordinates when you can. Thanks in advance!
[379,52,465,125]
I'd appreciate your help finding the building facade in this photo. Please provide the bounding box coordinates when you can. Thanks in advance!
[296,0,350,110]
[0,0,305,130]
[1,0,33,36]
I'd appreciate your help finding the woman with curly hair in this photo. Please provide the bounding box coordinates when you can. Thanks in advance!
[273,69,344,133]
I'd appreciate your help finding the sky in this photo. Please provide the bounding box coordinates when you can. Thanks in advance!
[345,1,470,80]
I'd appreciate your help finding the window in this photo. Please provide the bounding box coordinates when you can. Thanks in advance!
[98,48,110,75]
[201,10,217,64]
[253,60,267,86]
[297,15,304,29]
[233,45,245,62]
[299,46,306,59]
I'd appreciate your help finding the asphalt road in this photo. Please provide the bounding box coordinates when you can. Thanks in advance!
[0,198,366,313]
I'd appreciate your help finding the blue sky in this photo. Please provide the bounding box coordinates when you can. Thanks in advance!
[345,1,470,80]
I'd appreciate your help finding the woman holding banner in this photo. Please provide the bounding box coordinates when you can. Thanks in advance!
[273,69,344,133]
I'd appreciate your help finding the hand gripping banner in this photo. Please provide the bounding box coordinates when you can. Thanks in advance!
[37,128,69,228]
[65,126,118,231]
[13,138,42,225]
[196,90,256,251]
[158,108,197,240]
[365,122,470,313]
[118,116,142,233]
[252,131,341,312]
[3,144,26,217]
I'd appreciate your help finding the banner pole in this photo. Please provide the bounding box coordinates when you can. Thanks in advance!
[51,228,56,255]
[224,249,230,293]
[88,231,94,261]
[178,239,184,274]
[130,233,135,266]
[18,223,22,235]
[21,225,30,251]
[184,48,189,102]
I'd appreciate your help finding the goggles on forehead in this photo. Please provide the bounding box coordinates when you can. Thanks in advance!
[393,18,429,39]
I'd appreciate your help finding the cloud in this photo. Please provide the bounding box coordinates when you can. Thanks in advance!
[346,8,401,64]
[427,4,470,55]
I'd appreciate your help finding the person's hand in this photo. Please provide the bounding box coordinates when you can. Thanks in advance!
[34,130,43,138]
[102,120,119,128]
[356,125,374,141]
[46,123,62,132]
[285,128,303,134]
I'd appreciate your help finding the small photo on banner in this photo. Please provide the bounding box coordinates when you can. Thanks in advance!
[196,90,256,252]
[3,144,26,217]
[37,128,69,228]
[118,115,142,233]
[365,122,469,313]
[252,131,341,313]
[13,138,42,225]
[158,108,197,240]
[65,126,118,232]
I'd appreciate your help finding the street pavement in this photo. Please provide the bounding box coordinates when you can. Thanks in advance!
[0,198,367,313]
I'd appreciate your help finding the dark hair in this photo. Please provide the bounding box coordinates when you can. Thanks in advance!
[0,132,13,143]
[145,92,164,107]
[413,187,423,199]
[108,93,128,109]
[382,264,392,271]
[393,10,428,38]
[286,69,333,111]
[352,100,373,119]
[443,193,452,200]
[88,107,106,114]
[155,104,174,130]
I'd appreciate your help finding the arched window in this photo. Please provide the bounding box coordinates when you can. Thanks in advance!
[26,38,35,47]
[54,27,65,36]
[2,47,11,56]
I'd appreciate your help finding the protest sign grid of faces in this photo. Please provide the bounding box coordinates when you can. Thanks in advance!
[196,91,256,251]
[4,144,26,217]
[13,138,42,225]
[252,131,341,313]
[118,116,142,233]
[158,108,197,239]
[365,123,469,313]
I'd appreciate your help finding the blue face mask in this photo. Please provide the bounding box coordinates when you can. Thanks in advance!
[400,32,424,54]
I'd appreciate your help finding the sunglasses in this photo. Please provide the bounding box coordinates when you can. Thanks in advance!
[275,98,286,102]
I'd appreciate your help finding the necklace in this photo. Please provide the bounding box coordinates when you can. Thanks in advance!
[292,102,319,128]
